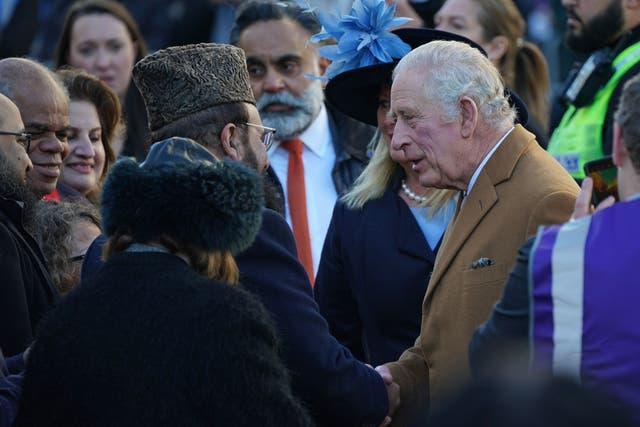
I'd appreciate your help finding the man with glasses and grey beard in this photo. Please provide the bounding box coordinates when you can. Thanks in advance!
[0,93,58,357]
[231,0,375,282]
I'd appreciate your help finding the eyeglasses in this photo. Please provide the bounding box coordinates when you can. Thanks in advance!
[69,254,85,263]
[0,131,31,152]
[241,122,276,150]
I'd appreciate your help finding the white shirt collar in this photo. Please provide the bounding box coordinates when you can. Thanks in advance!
[466,126,515,197]
[272,104,329,157]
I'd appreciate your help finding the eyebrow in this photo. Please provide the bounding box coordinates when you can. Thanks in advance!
[26,122,70,131]
[247,54,301,65]
[25,123,72,136]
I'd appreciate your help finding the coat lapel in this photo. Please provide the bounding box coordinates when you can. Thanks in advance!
[423,125,533,301]
[425,172,497,297]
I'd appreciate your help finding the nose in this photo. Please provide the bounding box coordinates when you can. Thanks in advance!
[263,67,285,93]
[24,155,33,173]
[38,133,67,155]
[383,114,396,134]
[390,120,410,151]
[74,137,95,158]
[95,48,110,69]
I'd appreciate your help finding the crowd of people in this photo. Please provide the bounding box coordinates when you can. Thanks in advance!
[0,0,639,426]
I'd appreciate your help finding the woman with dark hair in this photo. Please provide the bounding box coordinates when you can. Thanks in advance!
[54,0,149,160]
[54,68,120,203]
[435,0,551,146]
[15,137,312,427]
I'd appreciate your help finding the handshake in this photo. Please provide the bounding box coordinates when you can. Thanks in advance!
[373,365,401,427]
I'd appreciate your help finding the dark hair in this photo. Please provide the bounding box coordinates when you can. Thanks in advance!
[57,68,120,182]
[103,232,240,284]
[149,102,250,150]
[229,0,321,45]
[54,0,148,68]
[475,0,550,131]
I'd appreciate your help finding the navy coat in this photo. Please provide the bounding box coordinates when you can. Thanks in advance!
[0,197,58,356]
[314,178,440,366]
[82,209,389,427]
[236,209,388,427]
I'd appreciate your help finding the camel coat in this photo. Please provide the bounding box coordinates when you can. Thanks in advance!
[387,125,580,425]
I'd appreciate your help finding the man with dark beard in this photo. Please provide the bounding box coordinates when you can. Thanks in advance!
[230,1,376,282]
[0,94,58,357]
[548,0,640,181]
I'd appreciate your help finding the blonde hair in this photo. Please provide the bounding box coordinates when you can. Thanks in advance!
[103,233,240,285]
[343,133,456,217]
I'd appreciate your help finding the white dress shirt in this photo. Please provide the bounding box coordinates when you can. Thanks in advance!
[269,105,338,275]
[466,126,515,198]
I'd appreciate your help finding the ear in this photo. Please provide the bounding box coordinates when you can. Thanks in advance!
[220,123,241,161]
[459,96,478,138]
[485,35,509,63]
[612,122,628,167]
[318,56,330,77]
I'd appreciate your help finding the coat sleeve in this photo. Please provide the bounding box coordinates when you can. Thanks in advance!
[385,339,430,427]
[0,224,33,356]
[314,202,366,361]
[468,237,534,377]
[236,209,388,427]
[526,190,578,236]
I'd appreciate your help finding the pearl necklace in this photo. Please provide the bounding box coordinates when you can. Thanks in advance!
[401,180,428,203]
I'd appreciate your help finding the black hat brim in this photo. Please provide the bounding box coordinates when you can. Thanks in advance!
[324,28,528,127]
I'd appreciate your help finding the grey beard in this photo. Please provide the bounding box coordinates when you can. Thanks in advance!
[257,82,324,140]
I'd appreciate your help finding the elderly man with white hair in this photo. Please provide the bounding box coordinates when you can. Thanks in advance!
[377,40,580,425]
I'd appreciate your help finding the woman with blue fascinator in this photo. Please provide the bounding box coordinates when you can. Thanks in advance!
[312,0,529,366]
[311,0,461,367]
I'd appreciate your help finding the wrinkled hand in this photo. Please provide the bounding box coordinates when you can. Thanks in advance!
[374,365,401,427]
[571,177,615,220]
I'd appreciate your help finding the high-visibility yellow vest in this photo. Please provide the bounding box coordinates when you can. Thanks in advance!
[548,41,640,179]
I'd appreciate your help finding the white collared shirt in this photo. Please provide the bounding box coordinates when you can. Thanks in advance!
[466,126,515,197]
[269,105,337,275]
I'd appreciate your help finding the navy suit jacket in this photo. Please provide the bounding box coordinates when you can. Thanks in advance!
[236,209,388,427]
[315,180,440,366]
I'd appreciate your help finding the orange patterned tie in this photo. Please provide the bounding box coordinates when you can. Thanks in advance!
[281,139,314,283]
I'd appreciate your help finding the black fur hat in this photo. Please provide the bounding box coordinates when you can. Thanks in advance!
[101,137,264,254]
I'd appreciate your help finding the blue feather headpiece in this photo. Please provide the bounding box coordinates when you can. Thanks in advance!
[310,0,412,79]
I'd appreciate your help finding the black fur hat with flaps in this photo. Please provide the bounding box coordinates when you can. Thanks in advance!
[101,137,264,254]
